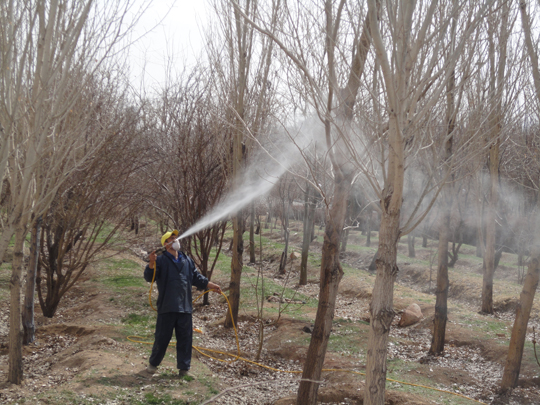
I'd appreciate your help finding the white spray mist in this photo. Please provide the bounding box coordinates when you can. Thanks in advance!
[177,118,326,240]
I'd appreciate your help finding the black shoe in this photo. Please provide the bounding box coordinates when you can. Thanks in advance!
[178,369,190,377]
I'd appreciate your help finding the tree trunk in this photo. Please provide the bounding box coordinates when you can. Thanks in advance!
[481,139,500,315]
[225,214,244,328]
[430,200,450,354]
[8,225,26,384]
[448,242,462,268]
[300,183,315,285]
[279,205,290,274]
[296,172,351,404]
[482,0,507,314]
[502,0,540,386]
[201,259,210,306]
[310,215,316,242]
[475,180,485,259]
[368,250,378,273]
[23,217,42,345]
[366,210,372,247]
[364,208,401,404]
[265,202,272,229]
[501,250,540,390]
[341,228,350,253]
[407,234,415,258]
[476,232,484,257]
[249,202,256,263]
[431,50,455,354]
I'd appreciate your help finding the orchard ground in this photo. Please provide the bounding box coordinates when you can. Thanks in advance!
[1,223,540,404]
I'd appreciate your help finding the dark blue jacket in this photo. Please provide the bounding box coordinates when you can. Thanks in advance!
[144,251,209,314]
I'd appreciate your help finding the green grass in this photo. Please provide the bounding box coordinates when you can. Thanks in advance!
[36,390,115,405]
[92,257,147,291]
[199,375,220,395]
[141,393,188,405]
[385,361,476,405]
[37,390,189,405]
[122,312,152,325]
[91,256,148,312]
[209,247,233,276]
[327,321,368,355]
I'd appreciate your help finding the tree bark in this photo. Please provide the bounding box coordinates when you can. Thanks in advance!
[23,217,42,345]
[249,202,256,263]
[430,206,450,354]
[448,242,462,268]
[279,197,290,274]
[225,214,244,328]
[481,145,498,314]
[8,225,27,384]
[366,210,372,247]
[296,171,352,404]
[501,250,540,390]
[476,226,485,258]
[341,228,350,254]
[482,0,507,314]
[265,202,272,229]
[407,234,415,258]
[502,0,540,388]
[224,0,251,329]
[431,41,456,354]
[365,207,401,403]
[300,183,315,285]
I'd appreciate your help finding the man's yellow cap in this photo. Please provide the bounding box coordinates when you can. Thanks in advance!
[161,230,179,246]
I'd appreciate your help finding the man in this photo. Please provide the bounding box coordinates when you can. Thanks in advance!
[143,229,221,377]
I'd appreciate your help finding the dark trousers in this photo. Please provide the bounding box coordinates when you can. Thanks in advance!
[149,312,193,370]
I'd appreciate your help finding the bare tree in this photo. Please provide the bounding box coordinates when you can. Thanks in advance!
[231,2,375,402]
[363,0,492,402]
[37,101,142,318]
[481,0,513,314]
[501,0,540,389]
[430,0,460,355]
[208,0,280,329]
[0,0,142,384]
[138,67,230,306]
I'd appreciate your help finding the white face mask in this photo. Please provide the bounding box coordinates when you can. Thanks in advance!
[171,240,181,251]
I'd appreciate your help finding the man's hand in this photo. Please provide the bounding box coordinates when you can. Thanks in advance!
[207,282,222,294]
[148,251,157,269]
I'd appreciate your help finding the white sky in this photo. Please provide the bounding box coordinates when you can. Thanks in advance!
[127,0,210,93]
